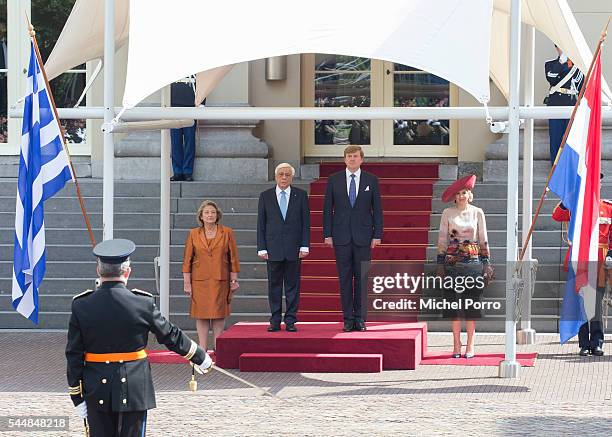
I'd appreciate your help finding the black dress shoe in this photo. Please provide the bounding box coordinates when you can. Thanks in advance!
[184,175,194,182]
[285,323,298,332]
[343,321,354,332]
[592,346,604,356]
[170,174,183,181]
[353,320,367,332]
[579,347,590,356]
[267,325,280,332]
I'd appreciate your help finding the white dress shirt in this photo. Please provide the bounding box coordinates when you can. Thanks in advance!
[345,168,361,199]
[258,185,309,256]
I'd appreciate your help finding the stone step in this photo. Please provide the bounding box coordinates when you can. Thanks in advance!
[427,230,564,247]
[0,228,257,246]
[426,247,564,264]
[432,182,612,198]
[0,277,268,295]
[429,213,562,231]
[0,294,270,314]
[431,198,565,214]
[0,244,262,262]
[0,311,269,330]
[0,179,312,198]
[0,260,267,279]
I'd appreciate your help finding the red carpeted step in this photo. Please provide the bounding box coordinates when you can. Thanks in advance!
[306,244,427,261]
[239,352,383,373]
[318,162,439,178]
[310,212,432,228]
[310,179,436,196]
[309,227,428,244]
[302,162,438,321]
[309,195,431,211]
[216,322,426,370]
[297,311,344,322]
[301,260,426,276]
[300,294,341,310]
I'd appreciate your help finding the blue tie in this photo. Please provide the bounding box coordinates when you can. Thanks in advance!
[349,174,356,207]
[280,190,288,219]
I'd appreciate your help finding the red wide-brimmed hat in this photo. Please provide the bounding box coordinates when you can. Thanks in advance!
[441,174,477,202]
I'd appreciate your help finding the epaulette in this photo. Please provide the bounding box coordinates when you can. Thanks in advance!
[73,289,93,300]
[132,288,153,297]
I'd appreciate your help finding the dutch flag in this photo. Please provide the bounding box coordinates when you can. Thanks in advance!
[549,51,602,344]
[12,42,73,324]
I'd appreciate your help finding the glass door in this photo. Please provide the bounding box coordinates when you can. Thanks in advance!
[381,61,457,157]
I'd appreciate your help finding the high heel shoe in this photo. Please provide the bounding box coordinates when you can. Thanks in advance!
[464,351,475,359]
[452,353,461,359]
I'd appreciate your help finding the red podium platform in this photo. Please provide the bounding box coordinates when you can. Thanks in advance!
[215,322,427,371]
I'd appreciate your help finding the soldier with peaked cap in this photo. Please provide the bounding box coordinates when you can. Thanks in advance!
[66,239,212,437]
[552,180,612,357]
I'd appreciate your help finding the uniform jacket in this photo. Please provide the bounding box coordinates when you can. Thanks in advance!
[182,224,240,280]
[66,282,206,412]
[552,200,612,287]
[545,58,584,106]
[323,170,383,246]
[257,186,310,261]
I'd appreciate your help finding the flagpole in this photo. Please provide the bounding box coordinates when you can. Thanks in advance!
[25,19,96,248]
[516,17,610,270]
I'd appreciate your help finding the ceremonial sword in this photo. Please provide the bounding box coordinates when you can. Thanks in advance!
[193,364,281,399]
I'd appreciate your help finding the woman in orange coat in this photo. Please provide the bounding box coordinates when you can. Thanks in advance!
[183,200,240,351]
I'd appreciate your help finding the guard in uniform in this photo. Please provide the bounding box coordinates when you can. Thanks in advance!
[552,196,612,356]
[170,76,198,181]
[545,45,584,165]
[66,239,212,436]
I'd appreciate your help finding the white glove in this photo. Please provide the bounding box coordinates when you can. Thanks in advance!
[605,256,612,269]
[74,402,87,419]
[559,52,568,64]
[193,353,213,375]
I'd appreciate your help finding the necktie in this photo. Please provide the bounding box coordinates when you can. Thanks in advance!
[349,174,356,207]
[280,190,288,219]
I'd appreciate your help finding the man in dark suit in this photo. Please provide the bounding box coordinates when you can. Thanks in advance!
[257,163,310,332]
[66,239,212,436]
[323,146,383,332]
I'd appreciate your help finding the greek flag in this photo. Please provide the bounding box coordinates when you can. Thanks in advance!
[12,42,73,323]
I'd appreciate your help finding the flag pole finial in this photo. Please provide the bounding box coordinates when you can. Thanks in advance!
[24,12,34,37]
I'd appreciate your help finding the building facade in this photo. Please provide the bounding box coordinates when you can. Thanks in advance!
[1,0,611,181]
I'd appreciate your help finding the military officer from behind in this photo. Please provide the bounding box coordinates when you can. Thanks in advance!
[66,239,212,437]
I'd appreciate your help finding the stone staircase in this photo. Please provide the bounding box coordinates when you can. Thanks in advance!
[426,180,603,333]
[0,179,309,330]
[2,173,604,334]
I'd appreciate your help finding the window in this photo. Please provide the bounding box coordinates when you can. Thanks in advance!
[32,0,86,144]
[314,54,371,146]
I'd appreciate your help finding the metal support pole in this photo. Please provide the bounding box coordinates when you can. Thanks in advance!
[102,0,115,240]
[518,24,537,345]
[159,86,171,319]
[499,0,522,379]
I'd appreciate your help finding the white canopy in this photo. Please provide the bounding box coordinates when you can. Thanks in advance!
[45,0,609,108]
[122,0,493,108]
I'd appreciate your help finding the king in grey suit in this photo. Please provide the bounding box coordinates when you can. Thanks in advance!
[257,163,310,332]
[323,146,383,332]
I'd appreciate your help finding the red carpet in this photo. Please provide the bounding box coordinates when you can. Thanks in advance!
[215,322,427,371]
[421,352,538,367]
[239,353,383,373]
[299,162,437,323]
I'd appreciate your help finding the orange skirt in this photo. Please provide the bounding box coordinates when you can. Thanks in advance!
[190,279,231,319]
